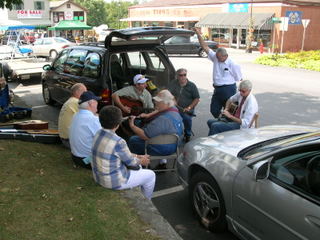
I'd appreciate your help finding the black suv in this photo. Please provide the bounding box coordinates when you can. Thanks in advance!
[164,35,218,57]
[41,27,194,107]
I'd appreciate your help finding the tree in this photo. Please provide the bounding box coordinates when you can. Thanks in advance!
[73,0,107,27]
[0,0,23,10]
[105,0,138,29]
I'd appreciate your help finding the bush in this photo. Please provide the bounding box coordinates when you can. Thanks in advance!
[254,50,320,72]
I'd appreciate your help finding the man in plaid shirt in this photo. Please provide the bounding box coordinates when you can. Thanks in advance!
[91,106,155,200]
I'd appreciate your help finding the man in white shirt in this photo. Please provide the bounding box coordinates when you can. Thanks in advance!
[69,91,102,169]
[207,80,258,136]
[195,28,242,118]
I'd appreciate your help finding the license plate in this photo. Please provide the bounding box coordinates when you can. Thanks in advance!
[21,74,30,80]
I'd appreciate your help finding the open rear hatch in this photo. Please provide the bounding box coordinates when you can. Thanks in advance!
[105,27,194,48]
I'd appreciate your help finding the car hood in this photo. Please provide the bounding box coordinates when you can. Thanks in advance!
[105,27,194,48]
[184,125,320,158]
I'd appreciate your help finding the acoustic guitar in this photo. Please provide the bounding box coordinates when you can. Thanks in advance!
[0,120,48,130]
[119,96,151,116]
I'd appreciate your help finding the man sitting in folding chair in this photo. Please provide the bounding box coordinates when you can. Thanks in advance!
[207,80,259,136]
[128,90,184,171]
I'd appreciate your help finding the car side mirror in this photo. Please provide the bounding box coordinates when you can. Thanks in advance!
[252,159,271,181]
[43,64,52,71]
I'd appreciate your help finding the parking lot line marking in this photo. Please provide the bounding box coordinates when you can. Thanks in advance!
[13,86,41,93]
[32,105,48,109]
[152,185,184,199]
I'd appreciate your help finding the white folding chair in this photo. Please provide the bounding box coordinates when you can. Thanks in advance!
[144,134,180,172]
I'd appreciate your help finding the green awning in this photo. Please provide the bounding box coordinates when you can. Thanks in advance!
[48,20,92,30]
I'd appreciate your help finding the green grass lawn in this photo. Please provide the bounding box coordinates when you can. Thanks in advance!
[255,50,320,72]
[0,140,159,240]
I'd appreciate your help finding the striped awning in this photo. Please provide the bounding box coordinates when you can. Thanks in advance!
[196,12,274,30]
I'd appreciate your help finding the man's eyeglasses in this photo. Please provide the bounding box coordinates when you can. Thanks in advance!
[178,73,187,77]
[239,89,248,93]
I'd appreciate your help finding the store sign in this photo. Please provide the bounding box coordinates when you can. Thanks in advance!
[272,17,282,23]
[228,3,249,13]
[17,10,43,19]
[280,17,289,31]
[286,11,302,24]
[65,11,73,20]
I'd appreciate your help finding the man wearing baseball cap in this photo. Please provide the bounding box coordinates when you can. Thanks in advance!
[111,74,154,115]
[69,91,102,169]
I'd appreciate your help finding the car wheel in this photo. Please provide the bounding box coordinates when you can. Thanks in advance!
[198,49,207,58]
[42,83,55,105]
[49,50,58,60]
[189,171,227,232]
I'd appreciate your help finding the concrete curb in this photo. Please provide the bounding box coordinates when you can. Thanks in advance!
[122,188,183,240]
[12,94,182,240]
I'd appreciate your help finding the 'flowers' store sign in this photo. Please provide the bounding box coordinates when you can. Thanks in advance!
[17,10,43,19]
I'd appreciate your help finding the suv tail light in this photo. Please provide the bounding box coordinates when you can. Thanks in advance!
[100,88,112,105]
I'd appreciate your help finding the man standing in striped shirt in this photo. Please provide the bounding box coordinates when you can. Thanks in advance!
[91,106,155,200]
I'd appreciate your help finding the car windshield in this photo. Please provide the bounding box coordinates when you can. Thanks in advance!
[239,132,320,160]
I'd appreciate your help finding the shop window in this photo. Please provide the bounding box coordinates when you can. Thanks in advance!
[34,1,44,10]
[13,3,24,10]
[58,12,64,21]
[74,11,84,22]
[53,12,59,23]
[133,22,141,27]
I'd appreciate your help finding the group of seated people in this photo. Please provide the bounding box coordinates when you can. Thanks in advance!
[58,79,184,199]
[57,74,258,200]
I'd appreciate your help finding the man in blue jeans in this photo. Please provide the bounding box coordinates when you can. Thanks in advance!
[128,90,183,170]
[168,68,200,143]
[195,28,243,118]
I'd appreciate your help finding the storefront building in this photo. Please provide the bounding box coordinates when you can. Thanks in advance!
[2,0,51,27]
[49,0,90,41]
[126,0,320,52]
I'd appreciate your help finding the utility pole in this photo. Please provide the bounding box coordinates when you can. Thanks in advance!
[246,0,254,53]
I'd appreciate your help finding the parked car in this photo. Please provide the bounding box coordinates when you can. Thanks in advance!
[31,37,75,59]
[177,125,320,239]
[163,34,218,57]
[41,27,194,107]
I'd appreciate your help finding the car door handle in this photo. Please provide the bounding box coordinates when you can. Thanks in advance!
[306,215,320,228]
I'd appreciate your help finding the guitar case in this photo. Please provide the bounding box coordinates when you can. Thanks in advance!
[0,129,61,144]
[0,84,32,123]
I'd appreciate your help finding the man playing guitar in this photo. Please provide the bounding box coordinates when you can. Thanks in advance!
[112,74,154,116]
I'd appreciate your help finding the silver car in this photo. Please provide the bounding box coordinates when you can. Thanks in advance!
[177,125,320,239]
[31,37,75,59]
